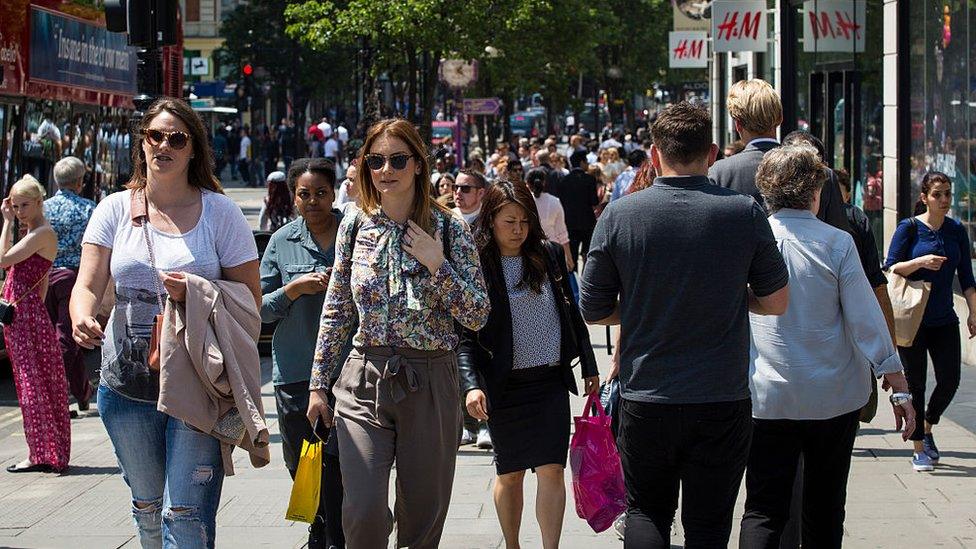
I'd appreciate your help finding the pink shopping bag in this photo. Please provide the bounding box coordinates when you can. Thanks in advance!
[569,393,627,533]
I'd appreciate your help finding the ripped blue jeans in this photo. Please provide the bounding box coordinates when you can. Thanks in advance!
[98,384,225,549]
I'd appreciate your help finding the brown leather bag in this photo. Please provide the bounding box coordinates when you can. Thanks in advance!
[148,313,164,372]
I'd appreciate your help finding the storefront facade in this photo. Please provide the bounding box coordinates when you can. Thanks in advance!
[710,0,976,358]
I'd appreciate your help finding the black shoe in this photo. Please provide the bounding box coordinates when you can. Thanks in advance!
[6,463,54,473]
[69,410,79,419]
[307,515,327,549]
[78,400,90,412]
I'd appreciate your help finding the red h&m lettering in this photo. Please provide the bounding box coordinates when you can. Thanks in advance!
[718,10,762,41]
[689,40,704,58]
[674,40,689,59]
[809,11,835,39]
[834,10,862,40]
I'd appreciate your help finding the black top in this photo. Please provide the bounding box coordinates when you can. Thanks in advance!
[457,241,598,406]
[579,175,788,404]
[843,203,887,288]
[554,167,599,232]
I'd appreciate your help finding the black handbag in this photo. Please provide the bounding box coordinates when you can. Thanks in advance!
[0,273,48,326]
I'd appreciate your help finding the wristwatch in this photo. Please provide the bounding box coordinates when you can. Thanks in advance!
[889,392,913,407]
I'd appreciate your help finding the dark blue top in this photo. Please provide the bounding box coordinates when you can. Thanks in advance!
[883,216,976,327]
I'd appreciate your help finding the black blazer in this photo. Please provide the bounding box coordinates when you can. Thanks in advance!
[457,241,598,407]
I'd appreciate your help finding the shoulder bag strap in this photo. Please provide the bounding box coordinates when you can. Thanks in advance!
[141,205,167,314]
[8,270,49,307]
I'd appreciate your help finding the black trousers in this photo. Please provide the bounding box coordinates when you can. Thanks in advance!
[738,410,860,549]
[618,398,752,548]
[568,227,594,272]
[275,382,345,549]
[898,323,961,440]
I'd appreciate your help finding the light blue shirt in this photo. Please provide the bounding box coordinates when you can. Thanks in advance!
[610,167,636,202]
[260,214,351,386]
[749,209,902,420]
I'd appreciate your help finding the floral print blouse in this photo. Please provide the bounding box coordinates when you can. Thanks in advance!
[310,208,489,390]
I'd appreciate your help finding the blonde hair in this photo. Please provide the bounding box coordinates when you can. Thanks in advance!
[727,79,783,134]
[10,174,46,201]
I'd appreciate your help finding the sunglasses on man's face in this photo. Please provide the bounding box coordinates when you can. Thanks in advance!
[452,185,482,194]
[364,153,414,171]
[143,128,190,150]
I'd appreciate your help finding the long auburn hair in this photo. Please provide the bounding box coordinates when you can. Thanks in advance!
[127,97,223,193]
[356,118,448,234]
[473,180,549,294]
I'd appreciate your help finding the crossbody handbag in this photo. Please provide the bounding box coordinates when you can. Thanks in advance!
[141,207,167,373]
[0,272,49,325]
[886,217,932,347]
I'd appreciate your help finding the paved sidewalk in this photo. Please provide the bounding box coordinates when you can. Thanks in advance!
[1,325,975,548]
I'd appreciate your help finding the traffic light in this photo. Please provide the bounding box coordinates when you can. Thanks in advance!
[241,64,254,97]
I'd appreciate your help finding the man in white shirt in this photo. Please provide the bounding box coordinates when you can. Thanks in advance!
[451,169,487,226]
[238,127,253,186]
[323,135,340,162]
[317,117,333,140]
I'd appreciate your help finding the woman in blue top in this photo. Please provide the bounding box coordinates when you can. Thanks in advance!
[259,158,346,548]
[884,171,976,472]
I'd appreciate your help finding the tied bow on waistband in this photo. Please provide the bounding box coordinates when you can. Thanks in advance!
[381,354,420,403]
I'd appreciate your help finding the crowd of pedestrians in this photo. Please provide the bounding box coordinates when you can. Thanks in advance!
[0,80,970,549]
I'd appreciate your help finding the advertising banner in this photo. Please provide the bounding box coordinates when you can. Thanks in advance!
[28,7,136,94]
[803,0,866,53]
[669,31,709,68]
[712,0,767,53]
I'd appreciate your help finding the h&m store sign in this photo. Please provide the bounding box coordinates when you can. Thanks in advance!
[706,1,866,54]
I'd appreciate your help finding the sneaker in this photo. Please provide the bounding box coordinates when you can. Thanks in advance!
[912,452,935,472]
[613,513,626,541]
[922,433,940,463]
[476,425,492,450]
[460,429,476,446]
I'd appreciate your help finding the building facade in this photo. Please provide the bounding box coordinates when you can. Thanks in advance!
[710,0,976,359]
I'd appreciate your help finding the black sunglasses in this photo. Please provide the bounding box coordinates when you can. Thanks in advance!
[364,153,414,171]
[143,128,190,150]
[452,184,482,194]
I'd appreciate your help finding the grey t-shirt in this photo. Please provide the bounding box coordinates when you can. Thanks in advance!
[579,175,788,404]
[83,189,258,402]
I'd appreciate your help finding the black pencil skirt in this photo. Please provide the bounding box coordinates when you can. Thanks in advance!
[487,365,571,475]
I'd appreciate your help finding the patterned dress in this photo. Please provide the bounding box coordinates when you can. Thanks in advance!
[4,254,70,471]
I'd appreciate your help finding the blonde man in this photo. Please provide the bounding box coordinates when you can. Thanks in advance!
[708,79,783,205]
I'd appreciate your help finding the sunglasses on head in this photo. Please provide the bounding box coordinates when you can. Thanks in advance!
[452,184,481,194]
[143,128,190,150]
[364,153,414,171]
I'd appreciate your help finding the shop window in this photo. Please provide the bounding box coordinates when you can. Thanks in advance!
[186,0,200,22]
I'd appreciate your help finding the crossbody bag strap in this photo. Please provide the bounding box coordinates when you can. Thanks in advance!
[8,270,49,307]
[141,208,167,314]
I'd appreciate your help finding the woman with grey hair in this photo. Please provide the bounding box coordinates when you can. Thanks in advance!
[738,145,916,548]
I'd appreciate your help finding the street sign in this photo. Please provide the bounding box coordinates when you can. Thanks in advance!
[190,57,209,76]
[669,31,709,68]
[712,0,767,53]
[462,97,501,116]
[803,0,866,53]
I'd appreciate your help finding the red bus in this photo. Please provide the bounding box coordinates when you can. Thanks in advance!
[0,0,183,196]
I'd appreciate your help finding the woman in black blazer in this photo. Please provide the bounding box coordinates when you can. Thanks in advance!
[458,180,599,549]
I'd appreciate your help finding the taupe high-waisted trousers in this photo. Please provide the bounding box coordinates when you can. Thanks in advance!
[333,346,461,548]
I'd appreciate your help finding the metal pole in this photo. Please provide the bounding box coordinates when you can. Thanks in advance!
[455,89,464,166]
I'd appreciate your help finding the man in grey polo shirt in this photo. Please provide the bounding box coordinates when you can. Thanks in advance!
[579,102,790,548]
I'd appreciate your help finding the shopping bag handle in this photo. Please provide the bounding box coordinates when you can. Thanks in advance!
[312,418,328,444]
[581,392,608,418]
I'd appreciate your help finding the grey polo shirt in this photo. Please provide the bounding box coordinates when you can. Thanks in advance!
[749,209,902,420]
[579,175,789,404]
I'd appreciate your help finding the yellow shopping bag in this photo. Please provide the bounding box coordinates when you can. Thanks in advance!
[285,438,322,523]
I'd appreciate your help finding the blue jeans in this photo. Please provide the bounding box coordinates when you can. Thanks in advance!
[98,384,225,549]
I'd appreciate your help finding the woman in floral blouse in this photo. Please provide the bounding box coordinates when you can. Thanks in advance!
[306,118,489,548]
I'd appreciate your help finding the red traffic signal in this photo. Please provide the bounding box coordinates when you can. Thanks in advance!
[242,64,254,76]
